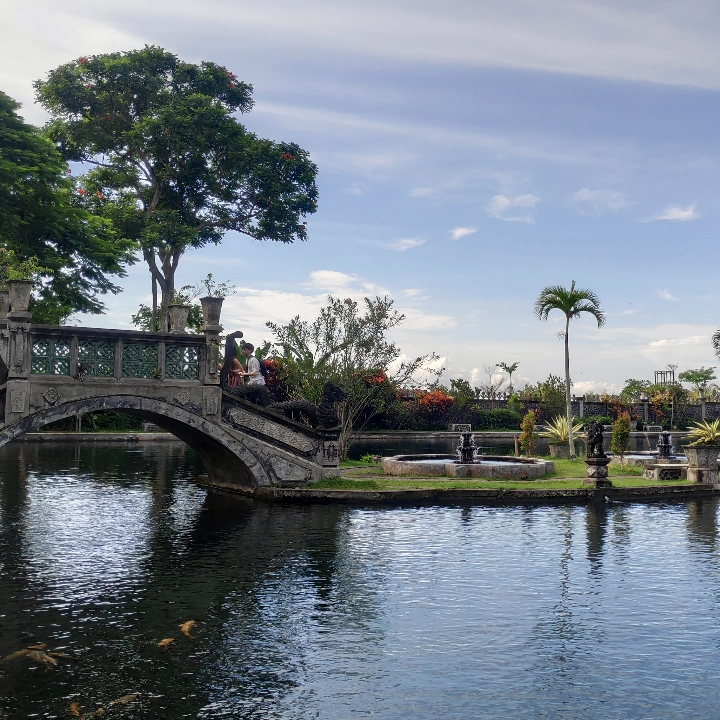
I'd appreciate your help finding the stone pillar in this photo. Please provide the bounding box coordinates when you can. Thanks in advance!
[701,396,707,421]
[641,399,649,421]
[4,310,31,425]
[202,324,222,386]
[319,430,341,477]
[584,456,612,488]
[6,311,31,380]
[578,396,585,418]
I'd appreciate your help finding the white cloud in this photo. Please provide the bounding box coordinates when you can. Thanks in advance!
[400,308,456,331]
[657,289,678,301]
[380,237,427,252]
[570,188,628,214]
[573,380,620,395]
[402,288,423,297]
[486,194,539,223]
[647,204,699,222]
[307,269,358,292]
[409,187,433,197]
[450,227,477,240]
[80,1,720,91]
[649,335,706,347]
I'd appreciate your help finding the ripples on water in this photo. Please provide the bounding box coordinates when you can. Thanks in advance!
[1,441,720,718]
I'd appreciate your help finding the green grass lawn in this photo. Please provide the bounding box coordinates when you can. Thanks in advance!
[316,456,684,492]
[308,475,691,491]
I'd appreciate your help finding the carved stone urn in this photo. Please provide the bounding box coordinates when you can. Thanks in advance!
[0,289,10,318]
[8,280,33,312]
[168,304,191,333]
[682,445,720,485]
[200,296,224,328]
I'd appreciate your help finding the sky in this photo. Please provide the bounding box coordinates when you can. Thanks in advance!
[2,0,720,392]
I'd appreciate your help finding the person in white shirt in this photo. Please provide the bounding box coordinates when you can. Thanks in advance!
[238,343,265,386]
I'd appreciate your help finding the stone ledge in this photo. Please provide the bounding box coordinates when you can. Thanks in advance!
[223,483,719,506]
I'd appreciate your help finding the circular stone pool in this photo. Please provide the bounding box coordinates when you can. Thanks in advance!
[382,454,554,480]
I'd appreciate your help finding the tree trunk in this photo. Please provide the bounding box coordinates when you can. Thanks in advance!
[151,277,158,332]
[565,315,575,458]
[143,247,182,333]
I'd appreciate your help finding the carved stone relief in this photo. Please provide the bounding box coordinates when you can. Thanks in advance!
[10,389,25,413]
[43,387,60,406]
[224,407,317,454]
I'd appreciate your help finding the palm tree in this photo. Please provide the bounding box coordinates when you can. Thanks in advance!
[499,362,520,393]
[534,281,605,458]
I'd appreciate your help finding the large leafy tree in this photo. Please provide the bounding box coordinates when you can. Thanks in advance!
[534,281,605,458]
[0,90,132,323]
[35,46,318,330]
[267,295,441,457]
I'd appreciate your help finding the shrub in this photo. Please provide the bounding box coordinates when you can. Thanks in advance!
[468,408,521,431]
[610,411,631,463]
[519,410,538,456]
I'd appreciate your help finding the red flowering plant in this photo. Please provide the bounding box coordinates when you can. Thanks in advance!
[412,388,454,429]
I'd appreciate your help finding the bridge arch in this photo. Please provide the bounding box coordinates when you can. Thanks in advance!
[0,395,271,491]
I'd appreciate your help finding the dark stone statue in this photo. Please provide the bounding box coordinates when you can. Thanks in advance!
[268,382,347,430]
[586,420,606,458]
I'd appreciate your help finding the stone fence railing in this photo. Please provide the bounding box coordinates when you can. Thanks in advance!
[467,397,719,423]
[1,323,221,387]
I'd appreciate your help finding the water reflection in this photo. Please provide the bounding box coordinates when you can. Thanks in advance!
[1,442,720,718]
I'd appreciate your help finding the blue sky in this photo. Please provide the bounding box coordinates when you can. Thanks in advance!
[3,0,720,392]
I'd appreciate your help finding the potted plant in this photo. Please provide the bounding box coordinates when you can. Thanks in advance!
[0,250,49,313]
[168,286,195,333]
[539,416,585,458]
[194,274,235,328]
[683,419,720,484]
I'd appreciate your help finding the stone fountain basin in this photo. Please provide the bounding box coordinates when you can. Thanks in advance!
[381,454,554,480]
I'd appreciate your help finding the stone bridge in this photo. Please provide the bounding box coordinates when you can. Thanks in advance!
[0,306,340,493]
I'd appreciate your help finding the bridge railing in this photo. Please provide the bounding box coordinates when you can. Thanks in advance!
[26,325,212,383]
[1,321,222,387]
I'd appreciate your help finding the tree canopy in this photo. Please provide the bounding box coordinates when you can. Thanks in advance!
[678,367,716,393]
[0,90,133,323]
[35,46,318,330]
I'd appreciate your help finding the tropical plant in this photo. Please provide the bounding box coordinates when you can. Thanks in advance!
[518,374,566,420]
[267,295,441,457]
[448,378,475,407]
[36,47,317,331]
[620,379,651,404]
[685,419,720,446]
[538,415,585,444]
[0,90,133,322]
[190,274,236,300]
[534,280,605,458]
[610,411,631,464]
[519,410,538,456]
[131,303,203,333]
[498,361,520,391]
[678,367,717,396]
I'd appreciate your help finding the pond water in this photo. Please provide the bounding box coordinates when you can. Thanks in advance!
[348,433,662,459]
[2,441,720,718]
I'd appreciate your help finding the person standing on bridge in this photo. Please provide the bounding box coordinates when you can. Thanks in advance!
[238,344,265,386]
[228,356,243,387]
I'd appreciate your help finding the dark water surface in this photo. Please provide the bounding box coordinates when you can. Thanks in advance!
[1,441,720,719]
[348,433,661,459]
